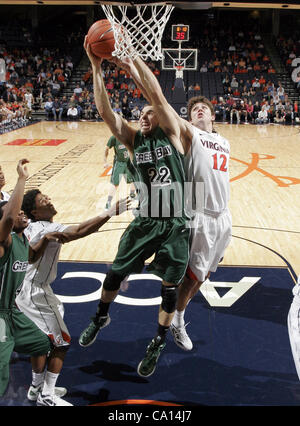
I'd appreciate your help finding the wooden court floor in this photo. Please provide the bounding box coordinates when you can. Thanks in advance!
[0,120,299,280]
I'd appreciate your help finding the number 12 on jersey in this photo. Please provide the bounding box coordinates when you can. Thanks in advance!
[212,153,228,172]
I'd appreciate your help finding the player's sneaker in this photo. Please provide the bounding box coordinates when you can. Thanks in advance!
[104,201,111,211]
[170,322,193,351]
[37,393,73,406]
[137,336,166,377]
[79,315,111,347]
[27,384,67,402]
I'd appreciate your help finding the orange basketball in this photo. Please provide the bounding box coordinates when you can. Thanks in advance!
[87,19,115,59]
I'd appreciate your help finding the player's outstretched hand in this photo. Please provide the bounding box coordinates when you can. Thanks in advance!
[17,159,29,180]
[84,35,103,68]
[108,196,132,217]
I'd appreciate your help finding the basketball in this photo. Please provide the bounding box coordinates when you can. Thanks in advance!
[87,19,115,59]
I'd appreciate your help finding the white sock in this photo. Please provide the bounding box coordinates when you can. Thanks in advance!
[42,371,59,396]
[172,310,185,328]
[32,371,45,388]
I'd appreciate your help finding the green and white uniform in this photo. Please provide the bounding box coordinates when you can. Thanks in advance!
[107,135,134,186]
[0,233,51,396]
[112,127,190,284]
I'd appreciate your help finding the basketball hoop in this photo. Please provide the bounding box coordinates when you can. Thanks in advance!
[100,1,174,61]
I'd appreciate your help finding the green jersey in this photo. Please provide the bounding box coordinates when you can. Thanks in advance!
[0,233,29,309]
[130,127,187,219]
[107,135,130,163]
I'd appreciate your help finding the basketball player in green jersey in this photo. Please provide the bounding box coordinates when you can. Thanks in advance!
[79,37,190,377]
[104,135,135,210]
[115,58,231,353]
[0,159,56,399]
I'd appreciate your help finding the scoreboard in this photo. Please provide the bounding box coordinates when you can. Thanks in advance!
[171,25,189,42]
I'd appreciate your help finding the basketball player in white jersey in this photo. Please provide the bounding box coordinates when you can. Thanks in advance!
[16,189,130,406]
[117,56,232,351]
[0,166,10,201]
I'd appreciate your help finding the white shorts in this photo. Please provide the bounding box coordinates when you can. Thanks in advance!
[287,277,300,380]
[188,208,232,282]
[16,281,71,348]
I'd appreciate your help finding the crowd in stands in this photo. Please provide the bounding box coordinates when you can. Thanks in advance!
[1,17,300,132]
[43,59,151,122]
[0,42,79,132]
[276,32,300,93]
[213,76,299,124]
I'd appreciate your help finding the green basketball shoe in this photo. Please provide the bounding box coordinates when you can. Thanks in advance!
[79,315,111,347]
[137,336,166,377]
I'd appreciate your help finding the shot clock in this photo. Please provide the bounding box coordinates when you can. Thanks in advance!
[171,24,189,42]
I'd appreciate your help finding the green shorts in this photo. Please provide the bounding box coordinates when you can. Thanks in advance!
[112,216,190,284]
[0,308,52,396]
[111,161,134,186]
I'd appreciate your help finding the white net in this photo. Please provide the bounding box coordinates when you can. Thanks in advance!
[101,3,174,61]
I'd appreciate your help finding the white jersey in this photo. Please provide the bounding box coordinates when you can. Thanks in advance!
[185,126,232,282]
[184,126,230,215]
[23,221,68,287]
[1,191,10,201]
[16,220,70,347]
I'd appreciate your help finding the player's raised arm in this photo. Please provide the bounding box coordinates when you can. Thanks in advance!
[0,159,29,249]
[84,36,136,152]
[132,57,192,154]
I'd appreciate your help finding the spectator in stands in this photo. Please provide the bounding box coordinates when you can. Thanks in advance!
[200,62,208,72]
[268,99,276,123]
[267,64,276,74]
[275,100,285,123]
[73,83,83,100]
[24,89,34,120]
[284,100,294,123]
[273,93,280,105]
[60,95,69,119]
[252,78,260,89]
[230,76,239,90]
[121,94,130,119]
[253,100,261,121]
[246,100,254,123]
[44,97,53,120]
[239,100,248,123]
[52,97,63,121]
[277,82,285,101]
[76,96,86,119]
[214,97,227,122]
[112,102,122,115]
[131,105,140,121]
[230,101,241,124]
[0,99,16,122]
[84,97,97,120]
[222,74,230,90]
[67,105,78,120]
[256,105,268,124]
